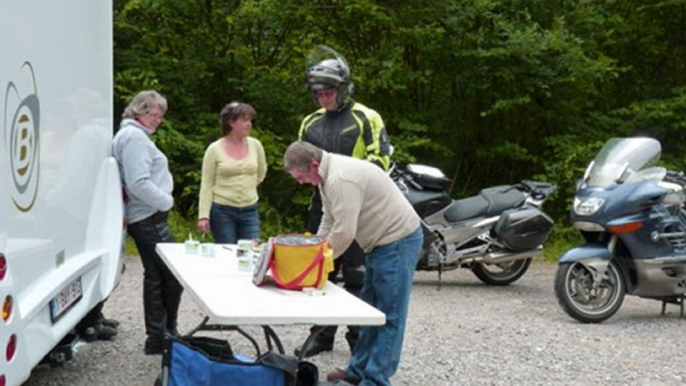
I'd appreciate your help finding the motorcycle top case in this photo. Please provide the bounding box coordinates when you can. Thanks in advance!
[494,207,554,252]
[406,164,452,191]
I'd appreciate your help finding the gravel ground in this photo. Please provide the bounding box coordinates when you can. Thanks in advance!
[23,256,686,386]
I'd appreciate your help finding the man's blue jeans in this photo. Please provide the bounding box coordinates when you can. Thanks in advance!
[347,226,423,386]
[209,202,260,244]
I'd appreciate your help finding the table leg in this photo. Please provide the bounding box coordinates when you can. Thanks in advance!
[262,326,285,354]
[235,327,263,356]
[185,316,210,336]
[296,325,327,362]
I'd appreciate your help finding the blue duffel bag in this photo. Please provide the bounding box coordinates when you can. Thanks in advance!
[157,335,318,386]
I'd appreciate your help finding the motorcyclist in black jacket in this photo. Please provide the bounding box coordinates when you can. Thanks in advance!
[295,46,391,358]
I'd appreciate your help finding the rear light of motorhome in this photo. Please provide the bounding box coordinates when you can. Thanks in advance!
[2,296,11,322]
[0,253,6,280]
[6,334,16,362]
[0,374,5,386]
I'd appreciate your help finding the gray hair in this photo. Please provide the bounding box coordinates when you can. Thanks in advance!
[283,141,323,172]
[122,90,168,119]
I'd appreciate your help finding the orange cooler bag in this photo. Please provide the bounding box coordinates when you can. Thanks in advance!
[258,234,334,290]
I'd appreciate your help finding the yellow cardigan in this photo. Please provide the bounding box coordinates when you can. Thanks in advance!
[198,137,267,219]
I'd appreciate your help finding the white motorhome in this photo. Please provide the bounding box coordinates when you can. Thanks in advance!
[0,1,123,385]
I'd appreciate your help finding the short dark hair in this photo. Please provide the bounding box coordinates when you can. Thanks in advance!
[219,102,256,136]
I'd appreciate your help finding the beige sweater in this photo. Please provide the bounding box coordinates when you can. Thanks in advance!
[317,152,420,258]
[198,137,267,218]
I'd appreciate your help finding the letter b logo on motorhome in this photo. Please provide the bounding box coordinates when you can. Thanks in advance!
[4,62,40,212]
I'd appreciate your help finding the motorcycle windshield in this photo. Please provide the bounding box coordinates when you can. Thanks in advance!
[586,137,662,187]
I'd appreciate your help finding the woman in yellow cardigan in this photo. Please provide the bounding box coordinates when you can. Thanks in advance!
[197,102,267,243]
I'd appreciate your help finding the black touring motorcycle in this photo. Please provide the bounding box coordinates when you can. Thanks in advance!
[391,163,555,285]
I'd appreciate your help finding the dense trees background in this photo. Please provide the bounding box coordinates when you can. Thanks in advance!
[113,0,686,252]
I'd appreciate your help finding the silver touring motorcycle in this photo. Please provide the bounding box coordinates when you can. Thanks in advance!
[555,137,686,323]
[391,163,556,285]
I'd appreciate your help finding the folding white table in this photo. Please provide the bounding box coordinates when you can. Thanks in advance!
[155,243,385,355]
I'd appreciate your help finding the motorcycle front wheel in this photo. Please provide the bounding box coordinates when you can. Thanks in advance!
[554,260,625,323]
[471,258,532,286]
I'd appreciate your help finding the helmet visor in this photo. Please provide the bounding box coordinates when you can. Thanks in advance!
[307,73,339,90]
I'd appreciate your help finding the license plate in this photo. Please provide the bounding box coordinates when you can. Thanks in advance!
[49,276,83,323]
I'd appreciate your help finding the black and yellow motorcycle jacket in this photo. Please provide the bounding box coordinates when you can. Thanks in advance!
[298,100,391,170]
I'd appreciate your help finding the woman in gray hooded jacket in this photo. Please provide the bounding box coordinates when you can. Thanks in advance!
[112,90,181,355]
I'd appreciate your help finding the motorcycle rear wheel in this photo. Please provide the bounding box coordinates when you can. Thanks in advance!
[554,260,625,323]
[471,258,532,286]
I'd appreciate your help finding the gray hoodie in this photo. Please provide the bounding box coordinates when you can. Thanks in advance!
[112,118,173,223]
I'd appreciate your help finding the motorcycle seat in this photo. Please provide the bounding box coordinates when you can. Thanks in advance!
[444,185,526,223]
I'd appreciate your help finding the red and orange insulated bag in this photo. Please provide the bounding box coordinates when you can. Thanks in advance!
[253,234,334,290]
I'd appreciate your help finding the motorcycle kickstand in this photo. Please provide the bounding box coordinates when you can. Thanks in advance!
[437,264,443,291]
[660,294,685,318]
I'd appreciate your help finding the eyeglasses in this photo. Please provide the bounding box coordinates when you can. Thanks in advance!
[145,110,164,120]
[314,88,336,98]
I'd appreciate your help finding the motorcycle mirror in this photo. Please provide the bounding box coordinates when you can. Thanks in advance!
[387,162,396,176]
[582,160,595,183]
[618,162,630,184]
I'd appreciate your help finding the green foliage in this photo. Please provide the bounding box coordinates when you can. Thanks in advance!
[113,0,686,239]
[124,210,206,256]
[123,236,138,256]
[604,88,686,169]
[542,225,585,262]
[540,134,605,219]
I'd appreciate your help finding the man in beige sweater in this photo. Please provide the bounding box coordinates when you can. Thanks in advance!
[284,141,423,386]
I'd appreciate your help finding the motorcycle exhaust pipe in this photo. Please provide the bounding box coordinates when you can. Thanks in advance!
[470,247,543,265]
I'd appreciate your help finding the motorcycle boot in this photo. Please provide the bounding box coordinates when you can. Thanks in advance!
[93,323,118,341]
[162,266,184,336]
[142,273,182,354]
[128,211,180,355]
[80,324,117,342]
[345,329,358,353]
[143,288,168,354]
[294,339,335,358]
[75,301,119,342]
[144,335,165,355]
[98,314,120,329]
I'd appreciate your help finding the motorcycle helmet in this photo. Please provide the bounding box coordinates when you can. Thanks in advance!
[306,45,354,107]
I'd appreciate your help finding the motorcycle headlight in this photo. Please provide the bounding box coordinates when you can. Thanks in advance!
[573,197,605,216]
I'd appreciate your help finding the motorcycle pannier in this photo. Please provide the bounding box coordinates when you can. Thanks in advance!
[494,208,554,252]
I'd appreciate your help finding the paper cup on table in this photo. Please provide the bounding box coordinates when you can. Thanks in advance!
[185,239,200,254]
[237,239,254,271]
[237,255,253,271]
[237,239,253,254]
[201,243,215,257]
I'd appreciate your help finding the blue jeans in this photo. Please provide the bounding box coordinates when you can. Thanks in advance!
[209,202,260,244]
[347,226,423,386]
